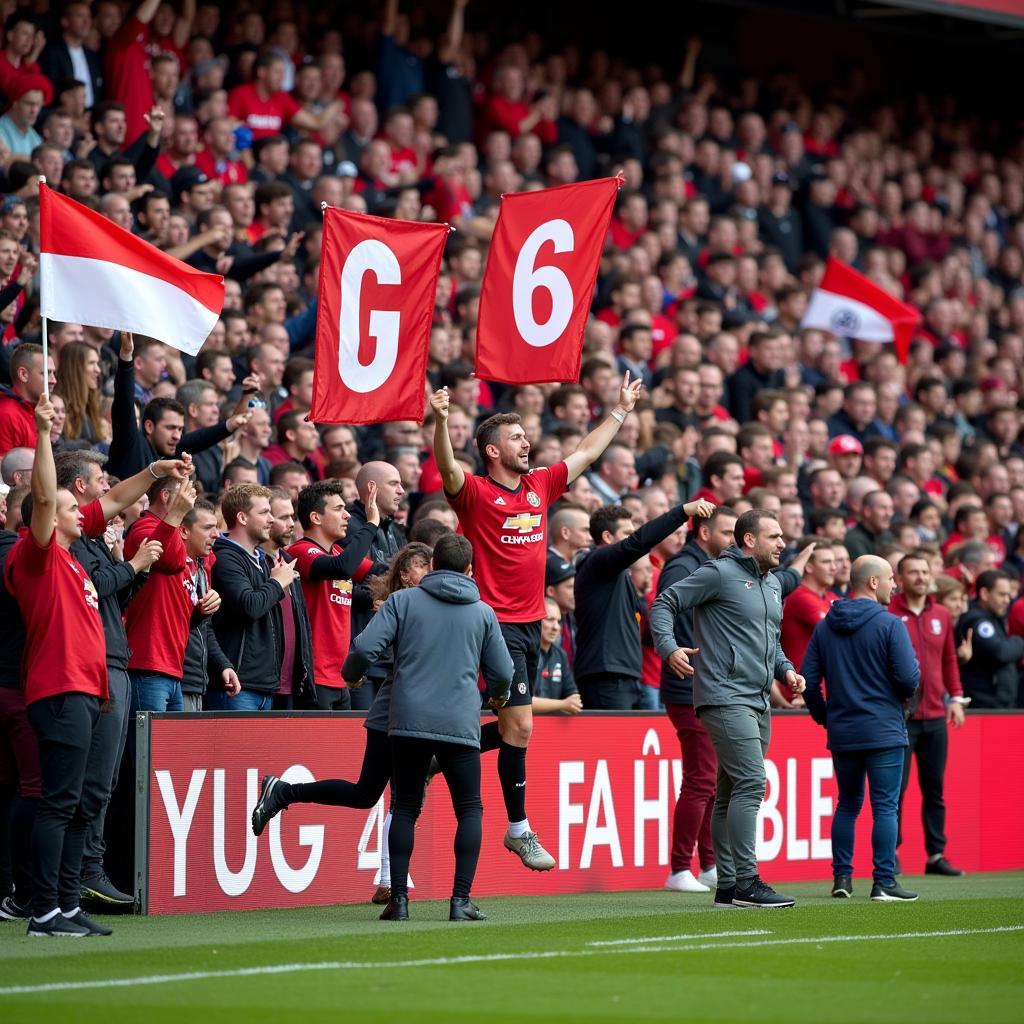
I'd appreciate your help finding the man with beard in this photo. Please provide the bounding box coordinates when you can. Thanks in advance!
[430,372,641,872]
[651,510,806,909]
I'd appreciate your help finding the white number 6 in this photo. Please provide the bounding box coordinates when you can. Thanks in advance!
[512,219,575,348]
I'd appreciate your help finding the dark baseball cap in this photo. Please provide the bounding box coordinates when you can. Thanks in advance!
[171,165,211,199]
[546,554,575,587]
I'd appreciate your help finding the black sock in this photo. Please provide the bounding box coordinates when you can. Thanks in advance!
[480,721,502,754]
[497,741,527,822]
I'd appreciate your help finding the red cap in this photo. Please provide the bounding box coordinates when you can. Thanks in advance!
[828,434,863,456]
[7,73,53,106]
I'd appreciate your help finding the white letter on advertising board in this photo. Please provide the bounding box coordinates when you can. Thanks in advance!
[634,729,669,867]
[268,765,325,893]
[786,757,810,860]
[558,760,586,870]
[756,758,783,861]
[581,760,623,869]
[811,757,834,859]
[213,768,258,897]
[155,768,206,897]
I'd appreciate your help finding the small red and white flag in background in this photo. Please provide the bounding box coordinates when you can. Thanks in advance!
[39,184,224,355]
[801,257,921,363]
[310,207,448,425]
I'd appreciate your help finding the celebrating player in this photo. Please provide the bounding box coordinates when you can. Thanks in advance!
[430,371,642,870]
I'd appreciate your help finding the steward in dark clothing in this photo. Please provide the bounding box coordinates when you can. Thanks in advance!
[106,357,233,481]
[575,502,708,710]
[210,537,315,705]
[802,586,920,895]
[956,599,1024,709]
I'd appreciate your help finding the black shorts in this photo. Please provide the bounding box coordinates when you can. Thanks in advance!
[498,620,542,708]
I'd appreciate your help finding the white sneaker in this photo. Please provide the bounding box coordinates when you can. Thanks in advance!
[664,870,710,893]
[504,830,556,871]
[698,866,718,887]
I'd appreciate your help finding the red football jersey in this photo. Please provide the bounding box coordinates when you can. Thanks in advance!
[780,584,837,695]
[228,83,301,140]
[287,539,354,688]
[4,529,107,705]
[447,462,569,623]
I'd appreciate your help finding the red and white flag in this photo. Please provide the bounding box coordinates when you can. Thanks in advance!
[39,184,223,356]
[802,257,921,363]
[310,207,448,425]
[475,177,619,384]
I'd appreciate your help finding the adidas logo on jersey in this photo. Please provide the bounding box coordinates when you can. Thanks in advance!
[494,496,507,505]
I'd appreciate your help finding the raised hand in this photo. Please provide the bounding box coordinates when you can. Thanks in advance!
[365,479,381,526]
[430,387,450,421]
[129,538,164,573]
[617,371,643,413]
[33,395,55,433]
[683,498,715,519]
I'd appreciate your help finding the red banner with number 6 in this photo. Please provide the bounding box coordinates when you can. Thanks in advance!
[475,178,619,384]
[310,208,449,424]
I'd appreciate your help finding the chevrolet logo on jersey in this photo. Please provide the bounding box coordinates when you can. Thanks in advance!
[503,513,542,533]
[331,579,353,593]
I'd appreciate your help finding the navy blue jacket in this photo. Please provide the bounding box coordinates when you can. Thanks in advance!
[802,598,919,752]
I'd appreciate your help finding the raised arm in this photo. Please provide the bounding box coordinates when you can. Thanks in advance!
[563,372,642,483]
[28,397,56,547]
[430,386,466,495]
[99,453,192,522]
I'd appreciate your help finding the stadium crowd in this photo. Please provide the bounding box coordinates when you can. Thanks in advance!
[0,0,1022,929]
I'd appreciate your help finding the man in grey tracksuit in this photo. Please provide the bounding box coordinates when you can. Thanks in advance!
[651,509,806,909]
[343,533,513,924]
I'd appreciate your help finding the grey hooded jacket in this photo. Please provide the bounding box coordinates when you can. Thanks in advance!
[342,570,513,748]
[650,545,794,712]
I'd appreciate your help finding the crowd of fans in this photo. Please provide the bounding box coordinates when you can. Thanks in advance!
[0,0,1022,923]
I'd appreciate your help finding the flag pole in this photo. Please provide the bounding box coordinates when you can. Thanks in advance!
[38,176,48,397]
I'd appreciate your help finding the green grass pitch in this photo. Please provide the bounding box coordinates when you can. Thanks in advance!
[1,872,1021,1023]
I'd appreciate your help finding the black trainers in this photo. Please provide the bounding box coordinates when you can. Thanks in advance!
[252,775,288,837]
[63,910,112,936]
[27,914,90,937]
[870,881,919,902]
[0,894,31,920]
[733,878,796,908]
[713,885,737,908]
[379,895,409,921]
[925,857,964,877]
[832,876,853,899]
[81,873,134,906]
[449,897,487,921]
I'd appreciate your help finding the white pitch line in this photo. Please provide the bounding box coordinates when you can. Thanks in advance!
[1,925,1020,997]
[588,929,771,946]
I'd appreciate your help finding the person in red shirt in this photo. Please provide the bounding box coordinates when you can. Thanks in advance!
[228,51,339,142]
[778,539,837,706]
[0,10,44,100]
[195,117,248,186]
[3,398,180,935]
[431,371,642,871]
[891,551,966,877]
[482,64,557,144]
[0,342,53,456]
[104,0,160,140]
[123,476,202,712]
[287,480,380,710]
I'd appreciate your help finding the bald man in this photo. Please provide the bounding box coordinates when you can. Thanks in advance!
[345,460,409,709]
[801,554,921,902]
[1,447,34,487]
